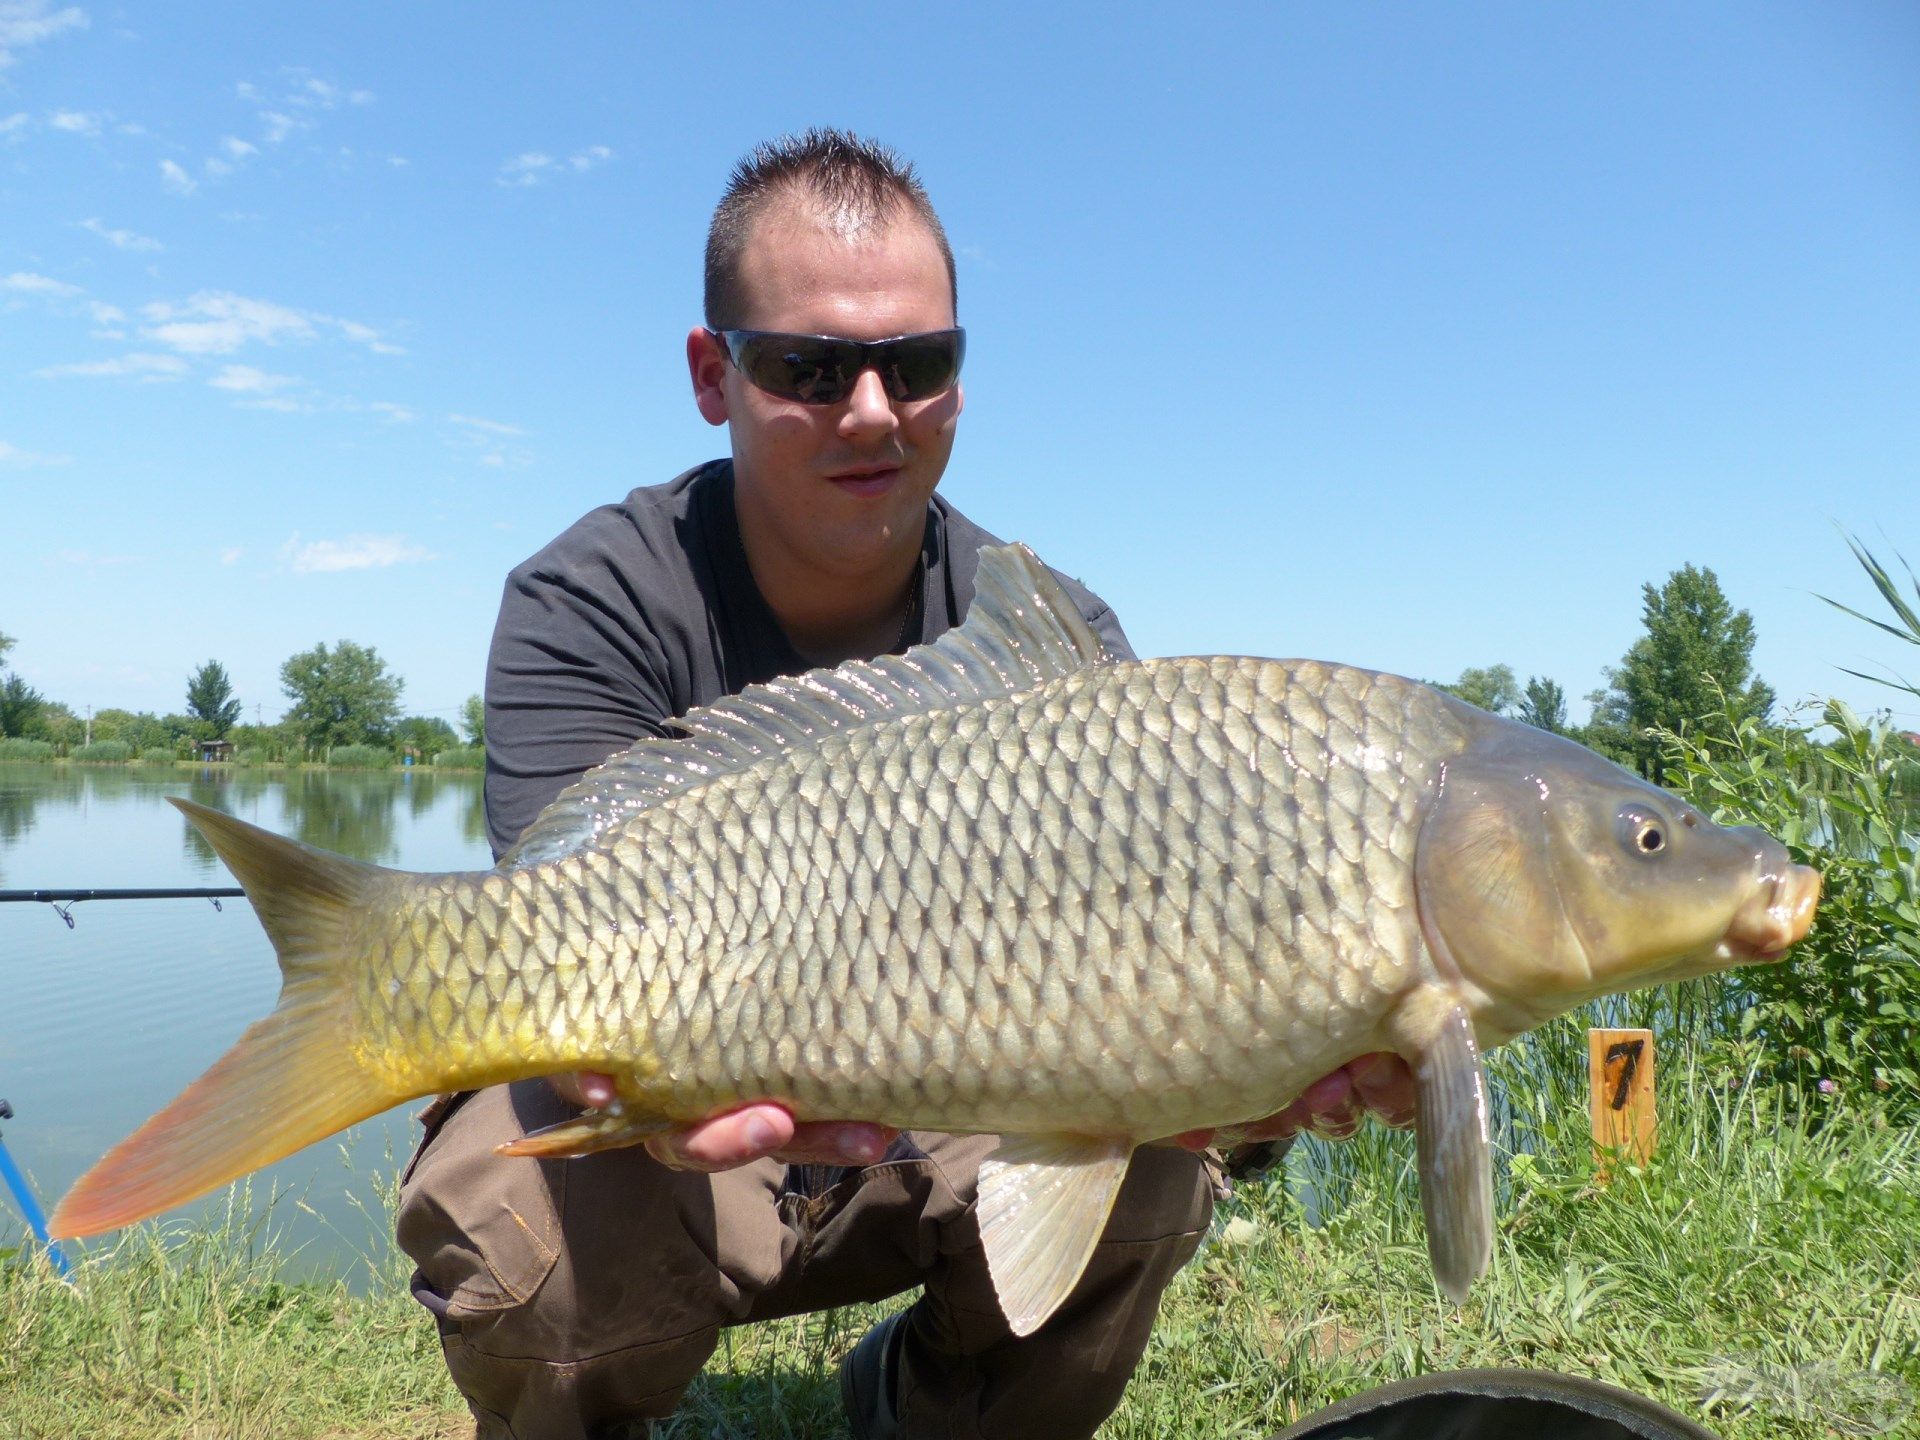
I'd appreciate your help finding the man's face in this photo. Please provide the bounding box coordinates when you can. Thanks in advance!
[688,203,962,583]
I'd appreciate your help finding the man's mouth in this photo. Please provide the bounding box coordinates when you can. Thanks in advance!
[826,465,903,497]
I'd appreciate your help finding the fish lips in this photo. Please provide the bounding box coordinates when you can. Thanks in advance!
[1721,860,1822,965]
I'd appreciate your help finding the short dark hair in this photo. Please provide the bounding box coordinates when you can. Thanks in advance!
[704,129,958,330]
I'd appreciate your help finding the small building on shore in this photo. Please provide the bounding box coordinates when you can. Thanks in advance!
[197,739,235,763]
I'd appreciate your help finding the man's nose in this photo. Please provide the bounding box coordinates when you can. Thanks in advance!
[837,367,899,440]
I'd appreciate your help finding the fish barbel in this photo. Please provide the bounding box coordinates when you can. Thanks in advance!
[51,545,1819,1334]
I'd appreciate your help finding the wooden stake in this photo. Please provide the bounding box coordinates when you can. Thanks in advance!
[1589,1027,1656,1177]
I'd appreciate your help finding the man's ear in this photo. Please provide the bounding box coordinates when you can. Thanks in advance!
[687,326,729,426]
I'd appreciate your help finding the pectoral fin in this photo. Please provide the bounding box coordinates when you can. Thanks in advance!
[496,1107,675,1159]
[1407,1000,1493,1302]
[976,1135,1134,1337]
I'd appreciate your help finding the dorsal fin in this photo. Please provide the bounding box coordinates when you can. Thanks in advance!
[497,542,1109,868]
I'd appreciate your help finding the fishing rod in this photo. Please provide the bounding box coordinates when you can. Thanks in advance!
[0,887,245,929]
[0,1101,73,1278]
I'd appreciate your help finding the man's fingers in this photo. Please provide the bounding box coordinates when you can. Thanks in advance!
[772,1122,898,1167]
[548,1070,617,1109]
[642,1105,896,1173]
[1349,1051,1418,1128]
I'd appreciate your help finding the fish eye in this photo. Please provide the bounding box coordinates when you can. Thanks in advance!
[1618,806,1669,859]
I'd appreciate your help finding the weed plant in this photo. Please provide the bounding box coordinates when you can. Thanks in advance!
[0,738,56,762]
[431,746,484,770]
[326,745,396,770]
[70,740,133,764]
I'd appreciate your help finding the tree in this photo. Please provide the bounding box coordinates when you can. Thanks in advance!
[185,660,243,738]
[280,641,404,752]
[0,630,14,669]
[394,714,459,759]
[0,673,45,737]
[1602,563,1774,781]
[460,693,486,747]
[1517,676,1568,735]
[1439,664,1520,716]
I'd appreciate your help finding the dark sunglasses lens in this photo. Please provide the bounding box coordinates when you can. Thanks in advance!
[737,336,856,403]
[730,330,963,404]
[878,332,964,401]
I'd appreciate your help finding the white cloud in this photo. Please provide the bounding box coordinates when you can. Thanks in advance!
[280,532,435,574]
[208,363,297,393]
[80,216,162,252]
[238,395,306,413]
[447,413,528,437]
[334,318,403,355]
[259,110,303,144]
[159,158,196,195]
[369,401,416,423]
[0,111,28,137]
[138,290,399,357]
[219,546,244,565]
[142,292,311,353]
[3,270,81,296]
[46,108,103,135]
[35,351,189,380]
[220,135,256,160]
[0,3,87,70]
[55,548,136,568]
[498,151,552,186]
[87,299,124,325]
[496,145,615,187]
[0,439,72,467]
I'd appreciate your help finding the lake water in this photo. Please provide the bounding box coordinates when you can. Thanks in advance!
[0,763,493,1282]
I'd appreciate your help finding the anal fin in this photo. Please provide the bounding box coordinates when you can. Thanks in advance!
[976,1135,1134,1337]
[1404,999,1493,1302]
[496,1106,674,1159]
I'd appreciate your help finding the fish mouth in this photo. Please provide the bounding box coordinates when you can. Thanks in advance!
[1723,861,1821,964]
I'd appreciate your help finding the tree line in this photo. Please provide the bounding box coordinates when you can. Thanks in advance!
[1428,562,1779,783]
[0,560,1900,781]
[0,634,485,763]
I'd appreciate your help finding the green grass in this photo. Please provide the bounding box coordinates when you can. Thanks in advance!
[3,1058,1914,1439]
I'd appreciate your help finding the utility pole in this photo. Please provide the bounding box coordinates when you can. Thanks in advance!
[84,704,92,747]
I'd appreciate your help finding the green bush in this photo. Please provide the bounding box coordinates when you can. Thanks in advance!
[0,737,56,762]
[431,746,485,770]
[234,748,267,768]
[1662,700,1919,1112]
[139,746,179,764]
[326,744,395,770]
[72,740,133,764]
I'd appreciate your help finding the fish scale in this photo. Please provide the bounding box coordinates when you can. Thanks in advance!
[352,657,1460,1143]
[53,543,1821,1340]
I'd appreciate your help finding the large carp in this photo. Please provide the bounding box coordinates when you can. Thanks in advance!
[51,545,1818,1335]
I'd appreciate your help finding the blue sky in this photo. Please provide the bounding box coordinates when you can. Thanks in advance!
[2,3,1916,733]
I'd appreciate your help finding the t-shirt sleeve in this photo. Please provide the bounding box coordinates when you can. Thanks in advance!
[482,560,677,860]
[1084,597,1136,664]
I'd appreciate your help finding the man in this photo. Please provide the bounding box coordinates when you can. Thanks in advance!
[398,130,1413,1440]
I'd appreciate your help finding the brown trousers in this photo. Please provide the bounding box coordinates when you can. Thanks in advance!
[396,1081,1216,1440]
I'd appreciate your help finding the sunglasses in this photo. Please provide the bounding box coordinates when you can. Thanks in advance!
[711,327,966,406]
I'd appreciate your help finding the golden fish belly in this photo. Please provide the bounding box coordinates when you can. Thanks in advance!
[360,658,1466,1138]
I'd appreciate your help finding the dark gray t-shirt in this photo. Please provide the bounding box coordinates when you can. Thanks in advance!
[483,460,1134,859]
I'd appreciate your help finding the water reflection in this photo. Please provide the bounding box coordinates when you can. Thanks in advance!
[0,762,488,1278]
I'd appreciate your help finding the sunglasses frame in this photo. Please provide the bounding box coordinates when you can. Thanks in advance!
[710,327,966,406]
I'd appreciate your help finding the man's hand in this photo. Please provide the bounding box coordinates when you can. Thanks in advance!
[550,1072,896,1172]
[1164,1052,1417,1151]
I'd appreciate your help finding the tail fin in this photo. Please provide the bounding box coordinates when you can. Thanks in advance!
[50,799,403,1239]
